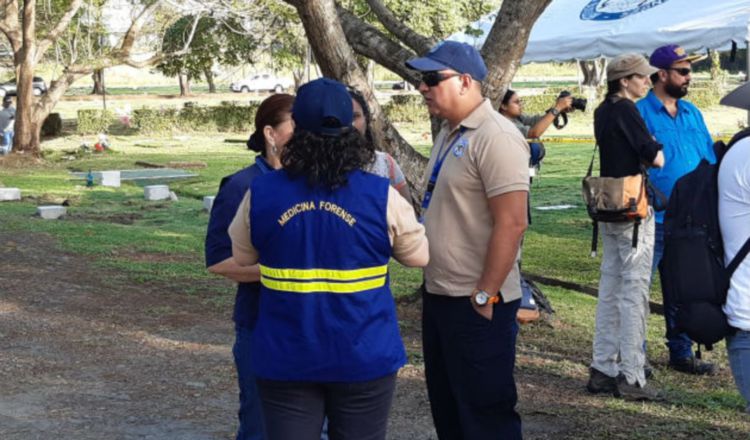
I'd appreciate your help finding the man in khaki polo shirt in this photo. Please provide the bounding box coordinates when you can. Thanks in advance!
[406,41,529,440]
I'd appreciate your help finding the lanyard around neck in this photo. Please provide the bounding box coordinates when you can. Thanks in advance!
[420,127,467,220]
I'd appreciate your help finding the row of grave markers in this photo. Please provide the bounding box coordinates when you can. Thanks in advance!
[0,186,216,220]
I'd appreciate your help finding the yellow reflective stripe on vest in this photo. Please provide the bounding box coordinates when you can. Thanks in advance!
[259,265,388,281]
[260,275,387,294]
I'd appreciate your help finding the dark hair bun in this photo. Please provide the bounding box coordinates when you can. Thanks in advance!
[247,131,265,153]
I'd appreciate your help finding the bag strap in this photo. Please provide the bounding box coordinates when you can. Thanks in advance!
[727,236,750,277]
[586,143,598,178]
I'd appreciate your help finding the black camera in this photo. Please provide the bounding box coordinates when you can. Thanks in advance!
[558,90,587,112]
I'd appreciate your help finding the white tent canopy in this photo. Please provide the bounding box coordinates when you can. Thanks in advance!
[449,0,750,63]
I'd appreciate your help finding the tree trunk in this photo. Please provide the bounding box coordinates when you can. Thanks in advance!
[178,73,191,96]
[287,0,427,195]
[91,68,105,95]
[709,50,723,82]
[481,0,553,106]
[204,68,216,93]
[13,0,40,156]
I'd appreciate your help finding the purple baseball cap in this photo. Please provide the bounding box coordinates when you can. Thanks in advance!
[406,41,487,81]
[649,44,707,69]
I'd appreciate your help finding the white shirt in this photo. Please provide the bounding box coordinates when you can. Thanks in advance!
[720,137,750,331]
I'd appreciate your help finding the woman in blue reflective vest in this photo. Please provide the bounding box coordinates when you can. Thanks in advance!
[205,93,294,440]
[229,77,429,440]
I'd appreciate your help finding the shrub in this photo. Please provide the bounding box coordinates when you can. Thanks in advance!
[132,108,178,133]
[687,87,722,109]
[77,109,114,134]
[384,94,428,123]
[129,103,259,134]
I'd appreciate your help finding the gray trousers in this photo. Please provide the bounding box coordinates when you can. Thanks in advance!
[257,373,396,440]
[591,213,654,386]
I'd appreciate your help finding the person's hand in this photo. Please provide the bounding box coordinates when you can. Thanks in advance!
[556,95,573,113]
[471,297,494,321]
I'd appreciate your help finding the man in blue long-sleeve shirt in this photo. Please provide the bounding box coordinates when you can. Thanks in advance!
[637,44,716,375]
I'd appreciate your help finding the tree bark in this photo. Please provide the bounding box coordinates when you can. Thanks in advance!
[14,0,41,156]
[204,68,216,93]
[286,0,427,195]
[91,68,105,95]
[481,0,553,106]
[178,73,191,96]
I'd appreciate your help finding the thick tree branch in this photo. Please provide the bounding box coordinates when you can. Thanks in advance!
[285,0,427,197]
[481,0,553,106]
[0,0,22,66]
[336,5,420,87]
[364,0,436,55]
[120,0,164,55]
[35,0,84,63]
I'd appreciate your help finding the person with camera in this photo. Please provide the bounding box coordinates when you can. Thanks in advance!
[586,53,665,401]
[498,89,576,139]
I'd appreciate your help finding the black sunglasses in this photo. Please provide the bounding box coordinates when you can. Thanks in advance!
[668,67,692,76]
[421,71,462,87]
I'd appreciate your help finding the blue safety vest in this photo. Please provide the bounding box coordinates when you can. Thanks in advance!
[249,169,406,382]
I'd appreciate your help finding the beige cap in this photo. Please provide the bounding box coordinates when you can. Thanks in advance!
[607,53,658,81]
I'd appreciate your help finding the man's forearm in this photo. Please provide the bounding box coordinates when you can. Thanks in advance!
[208,257,261,283]
[476,223,526,295]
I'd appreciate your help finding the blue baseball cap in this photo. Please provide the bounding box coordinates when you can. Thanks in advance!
[292,77,353,137]
[406,41,487,81]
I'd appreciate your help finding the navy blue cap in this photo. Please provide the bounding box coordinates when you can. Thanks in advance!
[292,77,353,137]
[406,41,487,81]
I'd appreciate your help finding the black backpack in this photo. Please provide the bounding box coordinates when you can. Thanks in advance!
[660,128,750,349]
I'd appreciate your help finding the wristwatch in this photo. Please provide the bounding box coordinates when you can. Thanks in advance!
[547,107,561,117]
[472,289,500,307]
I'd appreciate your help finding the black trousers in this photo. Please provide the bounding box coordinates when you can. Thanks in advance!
[422,290,522,440]
[256,373,396,440]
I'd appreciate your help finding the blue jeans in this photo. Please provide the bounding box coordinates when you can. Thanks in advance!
[652,222,694,361]
[234,325,264,440]
[0,130,12,155]
[727,331,750,411]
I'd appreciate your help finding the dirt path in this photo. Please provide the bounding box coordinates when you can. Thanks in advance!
[0,231,570,439]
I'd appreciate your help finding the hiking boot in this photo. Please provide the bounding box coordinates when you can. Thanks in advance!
[616,375,665,402]
[668,356,716,376]
[586,367,619,396]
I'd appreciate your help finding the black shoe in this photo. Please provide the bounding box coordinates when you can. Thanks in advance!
[668,356,716,376]
[616,375,665,402]
[586,367,619,396]
[644,359,654,379]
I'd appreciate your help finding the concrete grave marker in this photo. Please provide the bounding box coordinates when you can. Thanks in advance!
[100,171,121,187]
[144,185,170,201]
[203,196,215,212]
[37,206,66,220]
[0,188,21,201]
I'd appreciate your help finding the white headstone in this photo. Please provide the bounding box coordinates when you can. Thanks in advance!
[203,196,215,212]
[0,187,21,201]
[100,171,121,187]
[37,205,66,220]
[144,185,170,201]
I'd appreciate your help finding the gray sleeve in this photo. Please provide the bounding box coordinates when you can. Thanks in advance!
[514,114,544,138]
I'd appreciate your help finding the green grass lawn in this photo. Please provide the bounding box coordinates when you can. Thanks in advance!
[2,120,749,436]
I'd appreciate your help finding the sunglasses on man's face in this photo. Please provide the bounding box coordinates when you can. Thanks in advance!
[421,71,462,87]
[668,67,692,76]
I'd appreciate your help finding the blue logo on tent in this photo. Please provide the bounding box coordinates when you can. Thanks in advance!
[580,0,669,21]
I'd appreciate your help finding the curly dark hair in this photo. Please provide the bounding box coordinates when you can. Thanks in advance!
[281,129,375,189]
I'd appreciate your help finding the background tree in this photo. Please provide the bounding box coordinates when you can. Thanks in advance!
[0,0,193,156]
[156,14,257,96]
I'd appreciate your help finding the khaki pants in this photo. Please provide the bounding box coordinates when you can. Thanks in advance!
[591,213,654,386]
